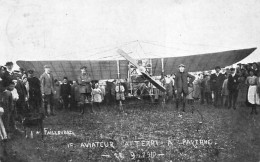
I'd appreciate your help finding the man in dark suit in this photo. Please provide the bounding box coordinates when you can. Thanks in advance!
[60,77,71,110]
[27,69,41,113]
[174,64,195,112]
[210,66,225,107]
[227,68,239,109]
[40,65,55,116]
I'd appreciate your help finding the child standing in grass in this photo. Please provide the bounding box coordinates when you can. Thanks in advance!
[186,76,194,105]
[92,83,102,112]
[115,81,125,102]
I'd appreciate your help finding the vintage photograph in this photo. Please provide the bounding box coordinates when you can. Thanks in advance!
[0,0,259,161]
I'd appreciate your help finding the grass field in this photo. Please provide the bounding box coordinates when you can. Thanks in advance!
[2,100,260,162]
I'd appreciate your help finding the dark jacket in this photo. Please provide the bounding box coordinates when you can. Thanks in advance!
[60,83,71,97]
[27,76,41,100]
[15,80,27,102]
[227,74,239,91]
[2,71,16,87]
[174,71,195,94]
[210,73,225,91]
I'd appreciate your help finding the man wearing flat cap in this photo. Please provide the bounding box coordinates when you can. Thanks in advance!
[77,66,93,114]
[40,65,55,116]
[27,69,41,113]
[174,64,195,112]
[210,66,225,107]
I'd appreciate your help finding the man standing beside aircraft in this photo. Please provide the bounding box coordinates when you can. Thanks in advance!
[27,69,41,113]
[227,68,239,109]
[174,64,195,112]
[210,66,225,107]
[40,65,55,116]
[77,66,93,114]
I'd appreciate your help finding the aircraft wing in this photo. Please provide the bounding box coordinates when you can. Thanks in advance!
[16,47,256,81]
[151,47,256,75]
[16,60,129,81]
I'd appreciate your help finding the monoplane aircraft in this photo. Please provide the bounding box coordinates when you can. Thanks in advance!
[16,43,257,106]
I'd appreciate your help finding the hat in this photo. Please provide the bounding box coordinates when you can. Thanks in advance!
[80,66,87,69]
[5,62,13,66]
[44,65,51,68]
[27,69,34,74]
[179,64,185,67]
[215,66,221,70]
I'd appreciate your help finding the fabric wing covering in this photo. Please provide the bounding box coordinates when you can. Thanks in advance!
[152,47,256,75]
[16,60,128,81]
[16,47,256,80]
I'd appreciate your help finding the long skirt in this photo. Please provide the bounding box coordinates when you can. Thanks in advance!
[247,85,260,105]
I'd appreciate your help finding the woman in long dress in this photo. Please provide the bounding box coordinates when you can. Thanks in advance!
[246,70,259,115]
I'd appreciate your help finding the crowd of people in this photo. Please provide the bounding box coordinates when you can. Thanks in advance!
[0,62,116,139]
[0,61,260,140]
[162,62,260,115]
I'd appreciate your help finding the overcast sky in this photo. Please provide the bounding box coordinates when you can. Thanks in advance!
[0,0,259,67]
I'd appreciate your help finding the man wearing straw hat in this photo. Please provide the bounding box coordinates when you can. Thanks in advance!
[174,64,195,112]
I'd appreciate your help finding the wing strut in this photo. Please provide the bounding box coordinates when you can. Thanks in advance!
[117,49,166,92]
